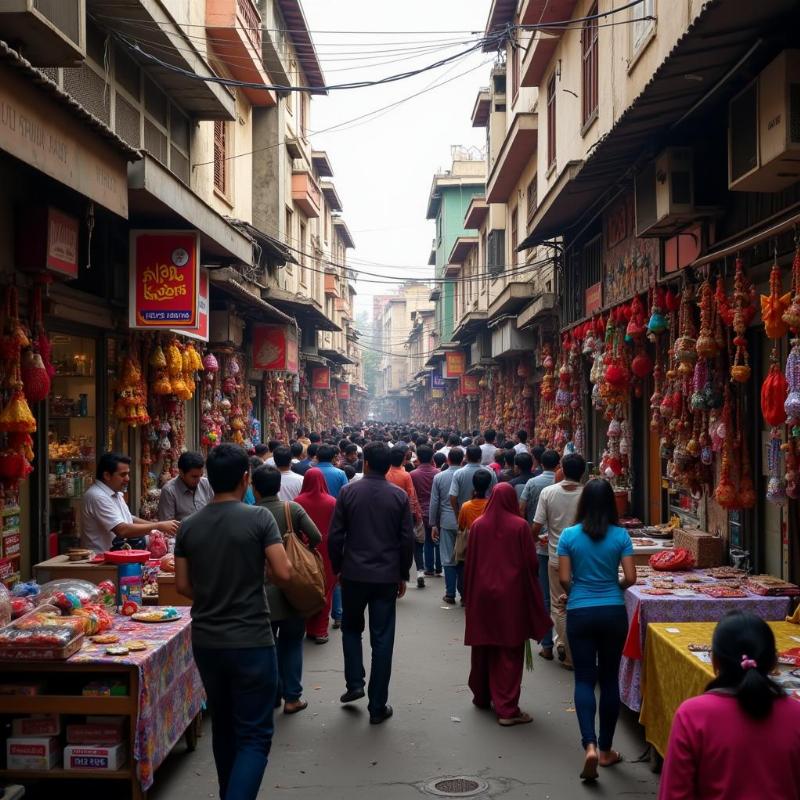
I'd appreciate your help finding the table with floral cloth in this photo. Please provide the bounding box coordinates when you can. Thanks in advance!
[640,621,800,757]
[619,571,792,711]
[69,609,205,793]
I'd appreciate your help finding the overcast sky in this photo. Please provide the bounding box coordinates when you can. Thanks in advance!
[302,0,492,315]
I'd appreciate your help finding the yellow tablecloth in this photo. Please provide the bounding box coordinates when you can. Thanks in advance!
[640,621,800,757]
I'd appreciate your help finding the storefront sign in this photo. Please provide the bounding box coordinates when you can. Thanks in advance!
[16,206,79,279]
[252,324,299,372]
[129,230,200,329]
[311,367,330,390]
[337,382,350,400]
[443,351,466,379]
[431,388,444,399]
[431,373,446,390]
[585,282,603,315]
[0,66,130,218]
[175,268,209,342]
[460,374,479,396]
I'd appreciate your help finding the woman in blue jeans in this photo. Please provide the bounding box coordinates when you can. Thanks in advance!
[557,478,636,783]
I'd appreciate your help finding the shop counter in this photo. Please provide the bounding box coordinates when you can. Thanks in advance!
[640,621,800,757]
[619,570,792,711]
[33,555,118,587]
[156,573,191,607]
[0,609,204,799]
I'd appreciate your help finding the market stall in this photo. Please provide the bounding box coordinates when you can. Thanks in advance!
[620,567,796,711]
[640,620,800,757]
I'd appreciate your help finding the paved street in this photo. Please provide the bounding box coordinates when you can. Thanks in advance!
[150,584,659,800]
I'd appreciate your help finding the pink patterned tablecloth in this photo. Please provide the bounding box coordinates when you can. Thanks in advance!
[620,572,792,712]
[70,609,205,791]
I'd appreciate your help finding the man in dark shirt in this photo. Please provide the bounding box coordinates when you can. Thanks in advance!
[328,442,414,725]
[175,444,291,800]
[509,452,535,499]
[410,445,441,577]
[292,442,318,475]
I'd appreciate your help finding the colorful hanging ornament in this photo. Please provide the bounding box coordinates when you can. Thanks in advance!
[761,255,791,340]
[20,349,50,404]
[783,242,800,330]
[713,392,738,509]
[695,280,718,359]
[761,351,788,427]
[785,339,800,420]
[766,432,787,506]
[730,257,755,383]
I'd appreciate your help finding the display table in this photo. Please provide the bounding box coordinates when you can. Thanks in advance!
[33,555,118,587]
[619,570,792,711]
[0,609,204,799]
[640,621,800,757]
[631,541,672,566]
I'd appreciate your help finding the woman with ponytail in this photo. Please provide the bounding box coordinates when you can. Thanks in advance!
[659,611,800,799]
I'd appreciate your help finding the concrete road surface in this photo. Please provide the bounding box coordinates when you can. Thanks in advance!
[147,582,660,800]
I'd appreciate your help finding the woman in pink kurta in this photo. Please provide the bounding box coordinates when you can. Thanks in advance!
[659,612,800,799]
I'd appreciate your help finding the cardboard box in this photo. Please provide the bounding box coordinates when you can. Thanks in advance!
[6,736,59,770]
[67,718,125,746]
[11,714,61,737]
[63,743,127,771]
[0,683,43,696]
[2,531,20,558]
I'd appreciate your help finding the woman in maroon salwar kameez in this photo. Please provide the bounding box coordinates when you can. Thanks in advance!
[297,468,337,643]
[464,482,550,726]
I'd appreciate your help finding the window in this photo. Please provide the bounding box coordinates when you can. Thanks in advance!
[581,4,599,127]
[510,206,518,269]
[299,92,307,139]
[526,175,538,228]
[299,221,307,285]
[213,121,228,195]
[285,207,293,272]
[632,0,656,57]
[511,29,520,101]
[287,61,295,113]
[547,74,557,169]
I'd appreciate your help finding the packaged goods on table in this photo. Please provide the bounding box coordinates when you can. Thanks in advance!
[64,743,127,771]
[11,713,60,737]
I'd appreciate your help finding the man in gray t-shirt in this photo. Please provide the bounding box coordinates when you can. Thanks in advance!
[175,444,290,800]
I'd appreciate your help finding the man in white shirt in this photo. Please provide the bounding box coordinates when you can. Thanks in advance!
[437,434,460,459]
[513,430,530,454]
[273,445,303,501]
[81,453,178,552]
[479,429,498,465]
[530,453,586,670]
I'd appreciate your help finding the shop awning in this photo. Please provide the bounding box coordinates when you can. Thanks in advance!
[262,286,342,332]
[128,154,253,263]
[319,349,355,365]
[518,0,798,251]
[208,268,293,324]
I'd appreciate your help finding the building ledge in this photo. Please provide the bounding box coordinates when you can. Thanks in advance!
[517,293,558,328]
[487,113,538,204]
[488,281,536,319]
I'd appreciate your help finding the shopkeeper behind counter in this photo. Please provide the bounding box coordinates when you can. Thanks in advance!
[81,453,179,552]
[157,451,213,522]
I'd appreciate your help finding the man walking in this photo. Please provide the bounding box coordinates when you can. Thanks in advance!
[174,444,292,800]
[530,453,585,670]
[480,429,498,465]
[430,447,464,605]
[449,445,497,517]
[410,445,440,578]
[328,442,415,725]
[316,444,349,498]
[273,445,303,501]
[513,430,530,454]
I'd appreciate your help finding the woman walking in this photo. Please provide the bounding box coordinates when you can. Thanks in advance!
[557,478,636,781]
[297,468,338,644]
[659,612,800,799]
[463,482,550,726]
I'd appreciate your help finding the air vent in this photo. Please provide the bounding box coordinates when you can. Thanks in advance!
[144,119,168,166]
[114,93,141,148]
[62,64,110,125]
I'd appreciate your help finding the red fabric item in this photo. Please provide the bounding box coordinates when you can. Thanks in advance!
[295,468,337,638]
[463,483,551,646]
[622,602,643,660]
[469,644,525,719]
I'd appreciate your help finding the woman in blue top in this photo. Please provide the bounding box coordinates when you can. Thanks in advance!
[557,478,636,783]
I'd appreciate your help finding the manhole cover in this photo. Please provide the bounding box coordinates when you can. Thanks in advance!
[423,776,489,797]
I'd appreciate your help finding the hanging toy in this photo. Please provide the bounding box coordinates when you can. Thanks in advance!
[761,255,791,340]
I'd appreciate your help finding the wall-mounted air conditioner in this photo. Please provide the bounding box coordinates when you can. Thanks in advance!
[729,50,800,192]
[300,325,318,356]
[0,0,85,66]
[635,147,695,237]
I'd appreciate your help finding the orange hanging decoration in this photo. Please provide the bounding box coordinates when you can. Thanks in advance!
[0,381,37,434]
[761,256,791,339]
[730,258,754,383]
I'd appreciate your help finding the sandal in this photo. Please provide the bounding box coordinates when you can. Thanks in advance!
[600,750,623,768]
[283,700,308,715]
[580,749,599,781]
[497,712,532,727]
[539,648,554,661]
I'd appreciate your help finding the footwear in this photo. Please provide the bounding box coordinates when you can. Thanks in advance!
[340,688,365,703]
[424,570,435,576]
[599,750,623,768]
[497,712,532,727]
[314,635,329,644]
[561,662,575,672]
[581,748,599,781]
[539,647,554,661]
[332,619,341,629]
[283,699,308,715]
[557,643,567,663]
[369,704,393,725]
[434,571,443,577]
[442,595,456,605]
[417,576,425,589]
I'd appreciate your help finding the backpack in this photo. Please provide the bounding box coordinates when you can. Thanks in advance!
[274,502,326,617]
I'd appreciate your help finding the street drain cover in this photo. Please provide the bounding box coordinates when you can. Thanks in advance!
[423,776,488,797]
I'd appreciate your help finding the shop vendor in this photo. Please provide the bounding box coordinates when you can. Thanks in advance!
[81,453,179,552]
[157,451,213,522]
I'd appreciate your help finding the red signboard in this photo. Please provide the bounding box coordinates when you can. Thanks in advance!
[174,268,209,342]
[311,367,331,390]
[129,230,200,329]
[585,282,603,315]
[252,324,299,372]
[337,382,350,400]
[46,209,79,278]
[460,374,479,396]
[444,351,466,379]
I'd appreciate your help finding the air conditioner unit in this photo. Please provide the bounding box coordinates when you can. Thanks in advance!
[300,325,318,355]
[728,50,800,192]
[209,309,245,347]
[470,330,492,364]
[635,147,695,237]
[0,0,85,66]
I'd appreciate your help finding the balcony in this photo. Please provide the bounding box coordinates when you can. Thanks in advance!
[447,236,478,276]
[324,273,339,297]
[206,0,275,106]
[519,0,578,88]
[488,281,535,319]
[471,88,491,128]
[292,169,321,218]
[321,181,343,212]
[521,0,579,26]
[486,113,538,203]
[0,0,85,65]
[464,197,488,230]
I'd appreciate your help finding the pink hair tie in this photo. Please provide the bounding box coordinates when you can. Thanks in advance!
[741,655,758,671]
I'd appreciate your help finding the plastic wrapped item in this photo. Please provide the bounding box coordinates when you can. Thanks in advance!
[71,604,113,634]
[11,580,40,598]
[0,584,11,628]
[0,604,85,660]
[10,596,34,619]
[159,553,175,574]
[36,579,102,610]
[147,531,168,560]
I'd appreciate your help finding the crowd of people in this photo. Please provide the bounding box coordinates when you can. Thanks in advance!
[166,422,800,800]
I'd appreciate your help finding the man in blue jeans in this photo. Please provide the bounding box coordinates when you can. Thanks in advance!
[175,444,292,800]
[328,441,415,724]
